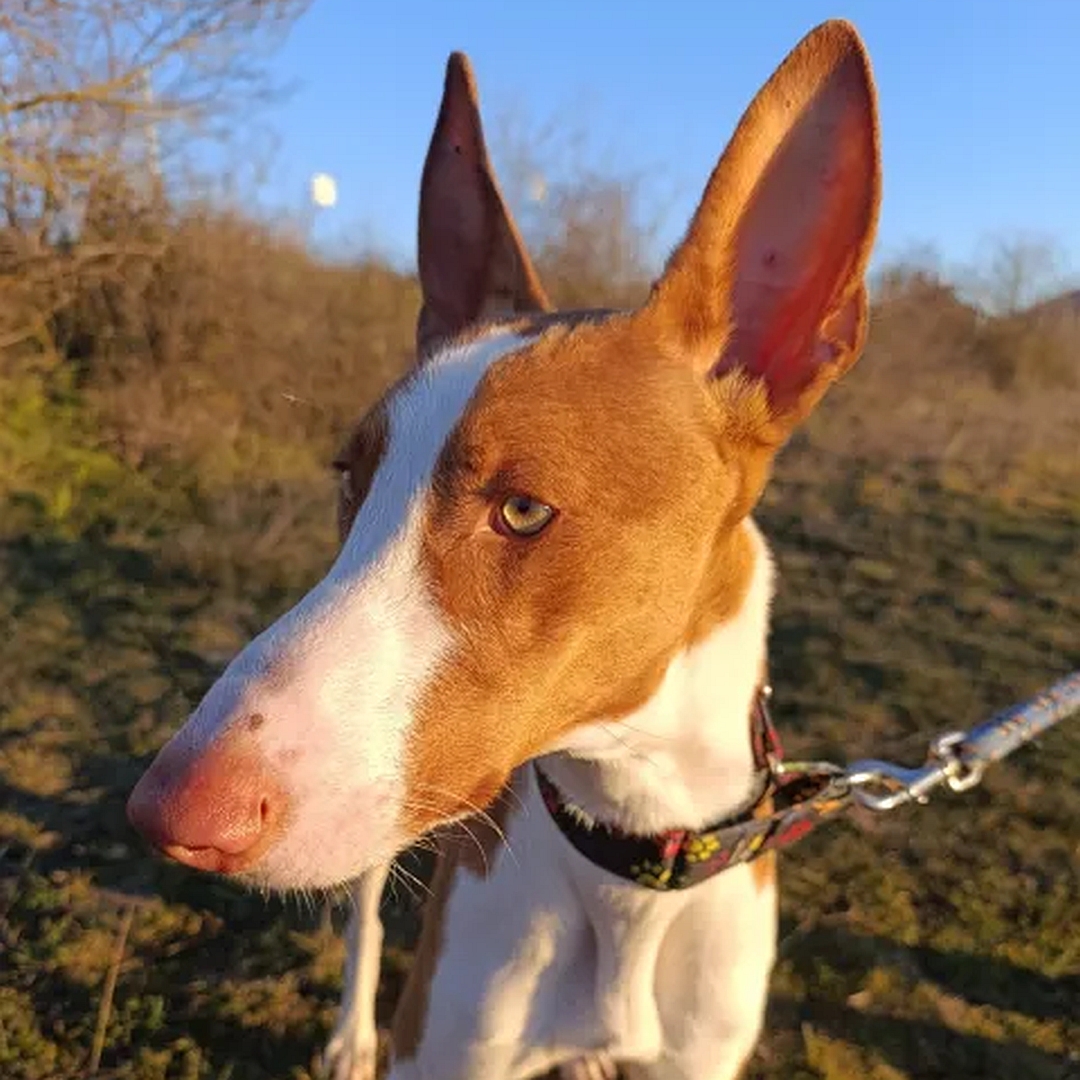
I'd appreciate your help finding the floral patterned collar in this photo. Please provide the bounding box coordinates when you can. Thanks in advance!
[535,687,854,891]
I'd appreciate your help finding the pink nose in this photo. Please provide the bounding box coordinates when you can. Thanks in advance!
[126,720,287,874]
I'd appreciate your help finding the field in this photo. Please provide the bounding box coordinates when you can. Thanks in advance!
[2,204,1079,1080]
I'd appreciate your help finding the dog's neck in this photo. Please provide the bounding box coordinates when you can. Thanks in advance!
[538,521,774,835]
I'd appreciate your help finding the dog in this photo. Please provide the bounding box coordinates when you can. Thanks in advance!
[128,19,881,1080]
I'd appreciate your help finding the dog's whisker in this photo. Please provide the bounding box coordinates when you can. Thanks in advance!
[391,860,433,902]
[409,781,510,835]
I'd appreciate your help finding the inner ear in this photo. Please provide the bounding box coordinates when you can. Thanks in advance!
[719,56,879,410]
[642,20,881,428]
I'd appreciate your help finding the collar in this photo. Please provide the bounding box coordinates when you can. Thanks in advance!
[535,685,853,891]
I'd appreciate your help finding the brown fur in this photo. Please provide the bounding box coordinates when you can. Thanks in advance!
[390,840,460,1060]
[751,791,778,894]
[403,316,762,832]
[333,401,389,536]
[648,20,879,420]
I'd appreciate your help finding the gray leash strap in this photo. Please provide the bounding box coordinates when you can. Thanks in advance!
[845,670,1080,812]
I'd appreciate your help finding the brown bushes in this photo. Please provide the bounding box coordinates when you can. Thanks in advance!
[792,258,1079,492]
[79,207,418,472]
[2,176,1077,526]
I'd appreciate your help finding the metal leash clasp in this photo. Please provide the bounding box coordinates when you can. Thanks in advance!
[846,730,986,812]
[931,731,987,793]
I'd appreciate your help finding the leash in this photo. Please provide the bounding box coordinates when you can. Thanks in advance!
[843,669,1080,812]
[537,671,1080,891]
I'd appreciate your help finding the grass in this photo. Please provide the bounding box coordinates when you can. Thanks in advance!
[1,428,1076,1080]
[753,454,1080,1080]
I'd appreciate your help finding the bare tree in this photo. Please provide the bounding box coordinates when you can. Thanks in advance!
[962,236,1077,389]
[967,235,1065,318]
[1,0,310,354]
[492,106,666,310]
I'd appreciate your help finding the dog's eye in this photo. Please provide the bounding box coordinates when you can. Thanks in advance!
[495,495,555,537]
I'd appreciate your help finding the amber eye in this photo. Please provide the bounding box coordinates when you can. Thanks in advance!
[496,495,555,537]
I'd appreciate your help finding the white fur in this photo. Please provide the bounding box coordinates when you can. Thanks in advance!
[323,865,391,1080]
[166,332,526,889]
[382,536,777,1080]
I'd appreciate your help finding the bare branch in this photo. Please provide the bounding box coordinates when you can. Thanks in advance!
[1,0,310,357]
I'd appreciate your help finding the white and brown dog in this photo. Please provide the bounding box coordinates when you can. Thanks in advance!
[128,19,881,1080]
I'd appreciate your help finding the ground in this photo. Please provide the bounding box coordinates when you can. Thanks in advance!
[1,450,1078,1080]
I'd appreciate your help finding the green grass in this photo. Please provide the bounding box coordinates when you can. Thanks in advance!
[1,433,1077,1079]
[752,456,1080,1080]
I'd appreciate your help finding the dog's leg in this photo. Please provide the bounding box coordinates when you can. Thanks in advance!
[323,863,391,1080]
[615,878,775,1080]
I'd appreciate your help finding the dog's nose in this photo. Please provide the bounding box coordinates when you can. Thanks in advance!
[126,721,287,874]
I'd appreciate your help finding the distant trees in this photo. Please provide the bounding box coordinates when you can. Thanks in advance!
[964,237,1077,389]
[1,0,310,353]
[492,109,661,310]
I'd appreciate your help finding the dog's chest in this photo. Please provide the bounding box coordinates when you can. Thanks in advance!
[427,773,778,1076]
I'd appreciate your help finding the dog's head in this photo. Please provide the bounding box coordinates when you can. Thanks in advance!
[127,21,881,889]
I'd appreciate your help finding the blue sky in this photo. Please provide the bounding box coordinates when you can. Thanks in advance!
[263,0,1078,283]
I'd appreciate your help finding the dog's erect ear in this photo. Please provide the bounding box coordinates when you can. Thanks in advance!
[643,20,881,441]
[416,53,550,357]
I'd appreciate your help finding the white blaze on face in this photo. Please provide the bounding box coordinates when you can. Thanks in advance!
[176,333,525,889]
